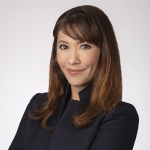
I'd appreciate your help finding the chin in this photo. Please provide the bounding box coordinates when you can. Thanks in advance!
[67,79,90,88]
[68,82,83,87]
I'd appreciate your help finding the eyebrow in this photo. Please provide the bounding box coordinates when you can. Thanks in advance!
[57,40,89,45]
[57,40,69,44]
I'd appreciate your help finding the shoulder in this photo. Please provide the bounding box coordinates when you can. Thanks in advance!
[28,93,48,109]
[101,102,139,131]
[106,101,139,120]
[91,102,139,150]
[113,101,139,117]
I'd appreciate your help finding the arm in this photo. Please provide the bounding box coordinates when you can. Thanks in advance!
[90,103,139,150]
[8,93,41,150]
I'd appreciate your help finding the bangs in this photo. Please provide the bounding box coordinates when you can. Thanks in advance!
[59,17,102,47]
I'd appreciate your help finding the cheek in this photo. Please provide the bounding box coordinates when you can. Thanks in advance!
[56,53,64,67]
[83,51,100,68]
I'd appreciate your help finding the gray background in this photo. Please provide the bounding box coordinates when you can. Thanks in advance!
[0,0,150,149]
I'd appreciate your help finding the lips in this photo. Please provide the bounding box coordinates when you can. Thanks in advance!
[67,68,84,75]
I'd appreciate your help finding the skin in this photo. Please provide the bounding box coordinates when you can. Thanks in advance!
[56,31,100,100]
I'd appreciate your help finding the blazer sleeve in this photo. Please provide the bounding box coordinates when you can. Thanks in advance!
[90,103,139,150]
[8,93,41,150]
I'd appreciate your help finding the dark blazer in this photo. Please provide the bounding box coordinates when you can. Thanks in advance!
[9,83,139,150]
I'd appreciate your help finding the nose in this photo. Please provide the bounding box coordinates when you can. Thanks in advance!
[67,49,80,65]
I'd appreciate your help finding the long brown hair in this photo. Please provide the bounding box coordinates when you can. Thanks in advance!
[30,5,122,131]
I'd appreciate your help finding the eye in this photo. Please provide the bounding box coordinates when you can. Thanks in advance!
[59,45,68,50]
[80,44,91,50]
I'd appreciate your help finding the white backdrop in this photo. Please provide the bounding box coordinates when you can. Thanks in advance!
[0,0,150,149]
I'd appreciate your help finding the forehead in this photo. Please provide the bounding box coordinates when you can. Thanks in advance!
[57,30,83,44]
[59,23,90,41]
[56,23,101,47]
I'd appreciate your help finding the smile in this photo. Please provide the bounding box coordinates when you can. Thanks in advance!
[67,69,84,75]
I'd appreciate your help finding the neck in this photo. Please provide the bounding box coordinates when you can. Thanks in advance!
[70,85,87,101]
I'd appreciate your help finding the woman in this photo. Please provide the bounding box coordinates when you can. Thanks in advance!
[9,5,139,150]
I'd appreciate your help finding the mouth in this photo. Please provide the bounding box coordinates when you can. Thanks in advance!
[66,68,84,75]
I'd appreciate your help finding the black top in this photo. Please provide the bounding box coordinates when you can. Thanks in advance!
[9,83,139,150]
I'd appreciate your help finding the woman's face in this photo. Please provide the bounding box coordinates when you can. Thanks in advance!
[56,30,100,89]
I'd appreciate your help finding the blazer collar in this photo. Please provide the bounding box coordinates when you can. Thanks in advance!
[66,82,93,103]
[78,82,93,103]
[58,82,93,120]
